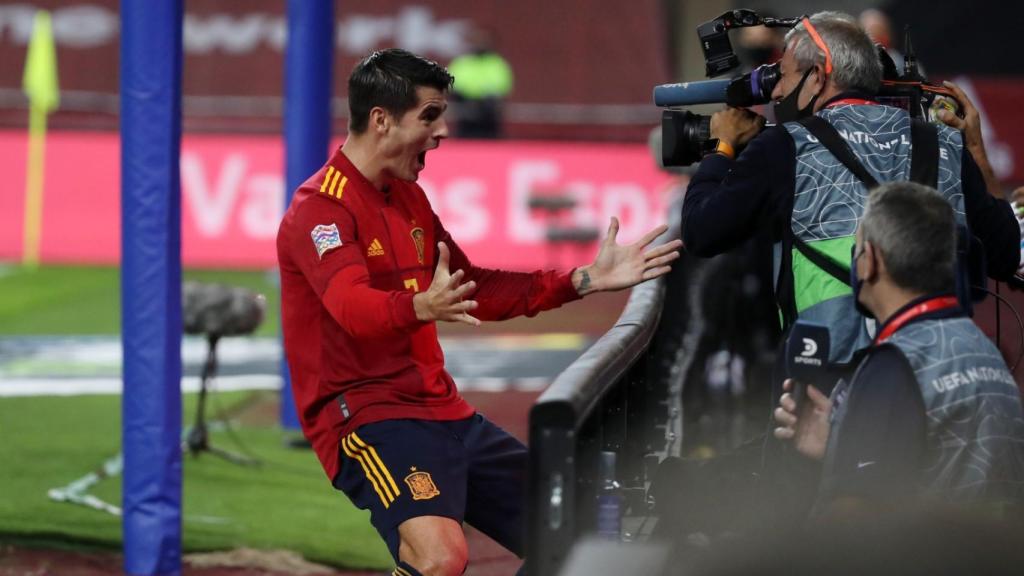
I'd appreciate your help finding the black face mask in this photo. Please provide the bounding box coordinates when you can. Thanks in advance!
[773,68,820,123]
[850,245,873,318]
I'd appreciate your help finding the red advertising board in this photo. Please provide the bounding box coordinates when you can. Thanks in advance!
[952,76,1024,185]
[0,0,668,140]
[0,131,678,270]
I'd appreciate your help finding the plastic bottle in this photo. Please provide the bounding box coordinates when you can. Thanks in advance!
[596,450,622,541]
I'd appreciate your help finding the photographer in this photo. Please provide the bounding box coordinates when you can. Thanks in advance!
[681,11,1019,367]
[774,182,1024,512]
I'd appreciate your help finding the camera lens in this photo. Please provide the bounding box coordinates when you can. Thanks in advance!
[725,62,780,107]
[752,62,781,101]
[682,113,711,143]
[662,110,711,167]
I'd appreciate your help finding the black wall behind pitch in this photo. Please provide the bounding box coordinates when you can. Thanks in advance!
[884,0,1024,76]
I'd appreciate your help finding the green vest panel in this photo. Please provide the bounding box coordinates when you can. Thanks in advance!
[781,105,965,363]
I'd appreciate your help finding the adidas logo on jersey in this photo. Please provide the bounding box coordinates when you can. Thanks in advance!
[367,238,385,257]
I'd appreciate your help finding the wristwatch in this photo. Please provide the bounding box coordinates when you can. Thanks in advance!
[702,138,735,160]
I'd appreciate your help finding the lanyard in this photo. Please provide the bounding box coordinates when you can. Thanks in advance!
[874,296,960,344]
[825,98,878,108]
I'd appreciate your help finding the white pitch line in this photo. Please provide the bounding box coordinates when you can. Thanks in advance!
[0,375,550,397]
[0,375,281,397]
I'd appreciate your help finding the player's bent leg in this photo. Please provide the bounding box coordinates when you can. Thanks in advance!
[397,515,468,576]
[463,414,528,556]
[334,420,471,570]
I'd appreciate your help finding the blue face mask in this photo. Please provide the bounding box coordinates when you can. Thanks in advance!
[850,245,873,318]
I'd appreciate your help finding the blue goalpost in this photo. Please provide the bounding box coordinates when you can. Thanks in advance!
[281,0,336,430]
[119,1,184,574]
[118,1,335,572]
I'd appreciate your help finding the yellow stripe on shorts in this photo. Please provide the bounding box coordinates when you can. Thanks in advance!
[343,435,394,506]
[351,431,401,497]
[348,434,398,502]
[342,435,393,508]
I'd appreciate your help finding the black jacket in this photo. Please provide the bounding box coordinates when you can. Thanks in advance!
[681,108,1019,281]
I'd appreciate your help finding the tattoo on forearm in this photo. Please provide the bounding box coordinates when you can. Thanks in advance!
[579,270,591,292]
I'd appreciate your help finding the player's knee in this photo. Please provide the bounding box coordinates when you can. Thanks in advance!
[424,550,467,576]
[401,539,467,576]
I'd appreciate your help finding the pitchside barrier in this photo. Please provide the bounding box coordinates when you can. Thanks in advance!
[525,223,690,576]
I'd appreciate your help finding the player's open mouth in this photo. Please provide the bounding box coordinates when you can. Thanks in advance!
[417,151,427,170]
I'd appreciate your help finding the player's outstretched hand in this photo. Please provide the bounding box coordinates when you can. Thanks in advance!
[413,242,480,326]
[572,217,684,295]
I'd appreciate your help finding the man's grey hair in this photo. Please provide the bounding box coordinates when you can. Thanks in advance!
[784,11,883,94]
[860,182,956,295]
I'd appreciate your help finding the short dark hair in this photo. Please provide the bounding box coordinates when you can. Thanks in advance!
[861,182,957,295]
[347,49,454,134]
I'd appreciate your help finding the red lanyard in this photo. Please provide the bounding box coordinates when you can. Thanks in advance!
[874,296,960,344]
[826,98,878,108]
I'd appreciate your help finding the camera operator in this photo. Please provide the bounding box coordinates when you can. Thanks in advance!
[681,11,1020,368]
[774,182,1024,514]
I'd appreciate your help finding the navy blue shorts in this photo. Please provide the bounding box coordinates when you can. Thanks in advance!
[333,413,527,562]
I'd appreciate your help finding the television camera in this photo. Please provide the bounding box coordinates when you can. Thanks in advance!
[654,9,963,167]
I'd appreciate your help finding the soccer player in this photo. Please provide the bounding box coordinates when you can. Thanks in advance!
[277,49,682,576]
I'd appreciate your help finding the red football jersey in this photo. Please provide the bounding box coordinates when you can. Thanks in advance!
[277,148,581,480]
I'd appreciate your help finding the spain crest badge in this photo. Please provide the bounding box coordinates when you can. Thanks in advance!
[410,227,425,264]
[404,467,440,501]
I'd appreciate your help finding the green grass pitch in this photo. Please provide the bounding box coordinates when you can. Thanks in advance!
[0,390,392,570]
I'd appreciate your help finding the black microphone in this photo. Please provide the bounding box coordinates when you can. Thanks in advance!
[785,320,830,406]
[183,282,266,338]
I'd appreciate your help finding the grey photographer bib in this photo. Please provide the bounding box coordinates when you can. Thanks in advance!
[886,317,1024,500]
[780,104,965,363]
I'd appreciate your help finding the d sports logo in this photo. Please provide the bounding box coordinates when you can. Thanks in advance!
[787,322,829,384]
[795,336,823,366]
[801,338,818,357]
